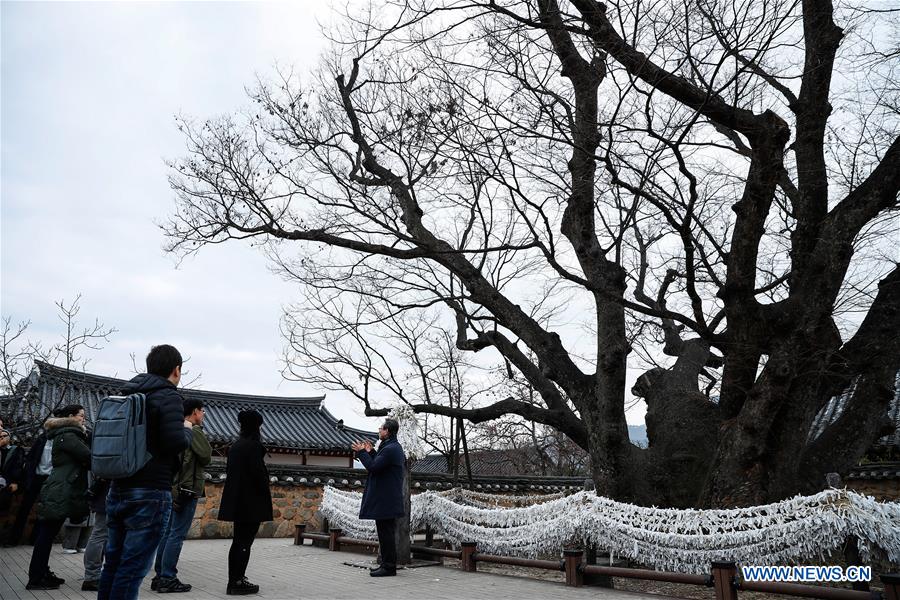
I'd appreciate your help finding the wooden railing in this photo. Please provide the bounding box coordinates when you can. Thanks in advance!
[294,524,897,600]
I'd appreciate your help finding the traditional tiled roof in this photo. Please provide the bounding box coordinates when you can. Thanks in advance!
[846,461,900,481]
[7,361,375,452]
[412,448,552,476]
[205,462,590,492]
[808,371,900,448]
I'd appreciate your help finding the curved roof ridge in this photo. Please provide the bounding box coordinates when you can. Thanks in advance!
[33,360,324,406]
[318,403,374,436]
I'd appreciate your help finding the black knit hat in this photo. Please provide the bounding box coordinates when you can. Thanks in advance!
[238,410,263,430]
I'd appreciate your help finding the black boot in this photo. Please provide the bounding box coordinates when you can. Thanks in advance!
[227,577,260,595]
[369,566,397,577]
[82,580,100,591]
[26,574,61,590]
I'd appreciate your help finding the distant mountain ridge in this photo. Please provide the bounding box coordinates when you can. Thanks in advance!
[628,424,648,447]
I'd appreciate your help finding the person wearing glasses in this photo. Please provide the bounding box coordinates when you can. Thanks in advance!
[151,398,211,593]
[351,419,406,577]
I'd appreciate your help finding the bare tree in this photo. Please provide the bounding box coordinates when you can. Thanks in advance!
[1,318,35,398]
[165,0,899,507]
[0,295,116,430]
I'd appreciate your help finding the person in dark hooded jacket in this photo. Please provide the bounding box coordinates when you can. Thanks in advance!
[25,404,90,590]
[218,410,272,596]
[98,344,193,600]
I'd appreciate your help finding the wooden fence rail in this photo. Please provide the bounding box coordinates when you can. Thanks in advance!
[294,523,895,600]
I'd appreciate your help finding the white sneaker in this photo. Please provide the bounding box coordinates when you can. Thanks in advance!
[62,549,78,554]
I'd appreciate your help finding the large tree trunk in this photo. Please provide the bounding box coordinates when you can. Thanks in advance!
[631,339,722,507]
[700,268,900,507]
[395,457,414,565]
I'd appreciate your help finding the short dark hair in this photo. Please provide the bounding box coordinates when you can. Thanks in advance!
[55,404,85,418]
[146,344,182,378]
[183,398,204,417]
[382,418,399,437]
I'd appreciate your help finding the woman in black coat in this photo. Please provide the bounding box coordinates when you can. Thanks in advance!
[218,410,272,596]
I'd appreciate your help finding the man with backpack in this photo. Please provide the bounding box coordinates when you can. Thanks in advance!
[97,344,193,600]
[151,397,211,594]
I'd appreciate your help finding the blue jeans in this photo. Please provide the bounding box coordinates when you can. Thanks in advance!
[154,496,197,579]
[98,488,171,600]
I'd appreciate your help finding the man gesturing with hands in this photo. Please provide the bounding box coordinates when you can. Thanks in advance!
[352,419,406,577]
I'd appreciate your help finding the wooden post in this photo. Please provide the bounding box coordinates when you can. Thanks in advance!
[882,574,900,600]
[311,514,329,548]
[412,525,442,563]
[845,537,870,591]
[711,562,738,600]
[564,549,584,587]
[329,528,342,552]
[294,523,306,546]
[582,546,613,587]
[461,542,478,572]
[829,473,871,593]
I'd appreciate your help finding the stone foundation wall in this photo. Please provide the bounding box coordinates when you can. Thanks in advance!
[845,478,900,502]
[188,482,324,539]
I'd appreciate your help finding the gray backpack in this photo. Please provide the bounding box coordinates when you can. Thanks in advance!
[91,393,152,479]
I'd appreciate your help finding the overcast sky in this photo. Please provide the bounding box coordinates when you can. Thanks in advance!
[1,1,649,433]
[0,2,369,419]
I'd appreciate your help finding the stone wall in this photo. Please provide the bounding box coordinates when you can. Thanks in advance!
[185,464,586,539]
[844,462,900,502]
[0,465,583,541]
[844,477,900,502]
[188,482,324,539]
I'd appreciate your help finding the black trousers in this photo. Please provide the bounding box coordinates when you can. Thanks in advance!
[228,521,260,583]
[27,518,65,583]
[7,475,47,545]
[375,519,397,569]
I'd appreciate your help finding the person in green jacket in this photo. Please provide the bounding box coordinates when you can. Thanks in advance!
[151,397,211,593]
[26,404,90,590]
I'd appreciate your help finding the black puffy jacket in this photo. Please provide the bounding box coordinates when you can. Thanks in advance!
[36,417,91,520]
[218,436,273,523]
[112,373,192,491]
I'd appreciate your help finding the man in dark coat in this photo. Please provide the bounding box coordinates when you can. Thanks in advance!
[98,344,193,600]
[352,418,406,577]
[151,397,212,593]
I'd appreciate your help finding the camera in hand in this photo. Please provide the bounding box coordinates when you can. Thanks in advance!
[174,487,199,512]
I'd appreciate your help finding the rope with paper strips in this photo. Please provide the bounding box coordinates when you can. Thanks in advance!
[318,486,900,573]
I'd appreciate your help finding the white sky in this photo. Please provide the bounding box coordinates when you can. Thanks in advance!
[1,1,649,433]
